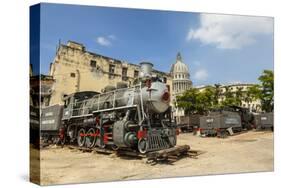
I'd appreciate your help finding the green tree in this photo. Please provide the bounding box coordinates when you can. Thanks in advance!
[234,86,244,106]
[222,86,236,106]
[196,86,215,114]
[176,88,198,115]
[176,87,215,115]
[259,70,274,112]
[246,84,261,111]
[213,84,222,107]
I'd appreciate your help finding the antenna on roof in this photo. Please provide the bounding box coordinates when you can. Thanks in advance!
[56,39,61,55]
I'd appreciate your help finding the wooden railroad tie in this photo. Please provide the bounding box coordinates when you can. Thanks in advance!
[67,144,202,164]
[146,145,200,164]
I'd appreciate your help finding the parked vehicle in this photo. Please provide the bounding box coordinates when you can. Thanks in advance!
[254,112,274,131]
[40,62,177,154]
[41,105,63,144]
[177,114,202,133]
[199,109,242,137]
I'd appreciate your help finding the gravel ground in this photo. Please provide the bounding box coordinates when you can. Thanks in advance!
[31,130,273,185]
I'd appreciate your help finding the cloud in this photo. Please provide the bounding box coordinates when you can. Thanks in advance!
[194,69,208,81]
[96,35,117,47]
[96,36,112,46]
[187,14,273,49]
[108,35,116,40]
[228,80,242,84]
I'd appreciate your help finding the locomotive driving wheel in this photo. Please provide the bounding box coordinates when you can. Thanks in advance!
[138,138,149,154]
[93,128,106,149]
[85,128,97,148]
[77,128,86,147]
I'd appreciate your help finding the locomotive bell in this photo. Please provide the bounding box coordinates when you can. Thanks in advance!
[139,62,153,78]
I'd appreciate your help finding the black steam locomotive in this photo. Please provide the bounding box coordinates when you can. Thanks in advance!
[40,62,177,153]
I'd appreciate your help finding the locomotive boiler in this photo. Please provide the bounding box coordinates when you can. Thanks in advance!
[57,62,177,153]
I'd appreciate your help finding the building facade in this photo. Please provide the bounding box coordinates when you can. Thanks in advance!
[48,41,173,105]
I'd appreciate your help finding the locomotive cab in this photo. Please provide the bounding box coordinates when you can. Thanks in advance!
[62,91,99,120]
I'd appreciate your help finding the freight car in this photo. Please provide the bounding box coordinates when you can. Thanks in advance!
[177,114,202,133]
[30,105,40,146]
[41,105,64,144]
[41,62,177,154]
[228,106,255,130]
[199,109,242,137]
[255,112,274,131]
[30,75,40,147]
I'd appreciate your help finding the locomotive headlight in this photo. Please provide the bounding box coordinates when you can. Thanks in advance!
[162,91,170,102]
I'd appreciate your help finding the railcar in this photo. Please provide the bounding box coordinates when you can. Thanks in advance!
[199,109,242,137]
[255,112,274,131]
[41,105,63,144]
[177,114,202,133]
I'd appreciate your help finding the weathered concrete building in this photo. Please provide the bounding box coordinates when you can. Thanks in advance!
[30,74,55,107]
[48,41,173,105]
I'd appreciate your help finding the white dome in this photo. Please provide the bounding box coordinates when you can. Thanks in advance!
[173,60,188,73]
[170,53,192,95]
[170,53,190,79]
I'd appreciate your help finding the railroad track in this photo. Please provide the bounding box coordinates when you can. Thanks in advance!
[67,145,203,165]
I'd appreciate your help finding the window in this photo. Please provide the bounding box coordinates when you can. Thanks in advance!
[109,64,115,79]
[70,73,76,77]
[122,67,128,81]
[134,70,139,78]
[90,60,97,68]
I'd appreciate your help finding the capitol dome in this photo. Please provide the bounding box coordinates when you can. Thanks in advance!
[170,53,192,94]
[171,55,189,75]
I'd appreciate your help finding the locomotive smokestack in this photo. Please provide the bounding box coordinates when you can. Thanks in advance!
[139,62,153,78]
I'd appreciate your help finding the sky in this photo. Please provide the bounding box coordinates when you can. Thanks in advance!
[36,3,274,86]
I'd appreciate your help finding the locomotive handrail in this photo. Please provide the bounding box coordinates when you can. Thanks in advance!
[139,82,147,122]
[92,105,138,114]
[97,94,100,111]
[68,83,144,118]
[113,90,116,108]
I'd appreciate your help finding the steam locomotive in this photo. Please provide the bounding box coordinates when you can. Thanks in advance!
[41,62,177,153]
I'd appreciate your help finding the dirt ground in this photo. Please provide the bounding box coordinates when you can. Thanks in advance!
[32,130,273,185]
